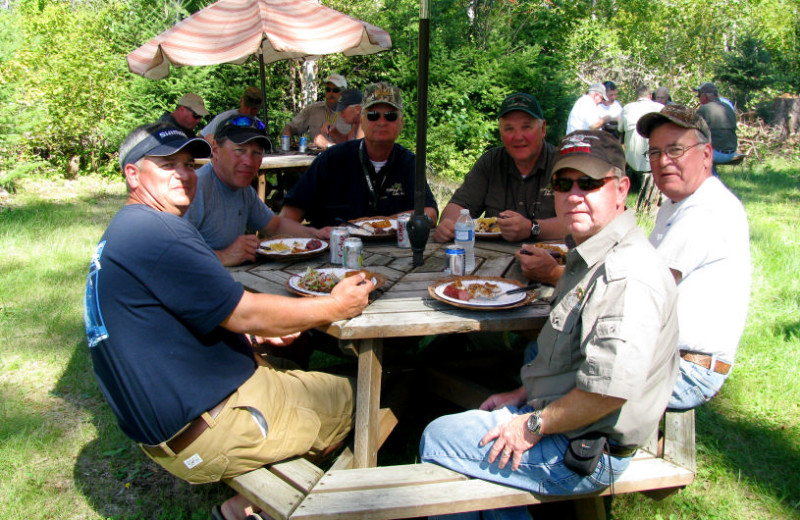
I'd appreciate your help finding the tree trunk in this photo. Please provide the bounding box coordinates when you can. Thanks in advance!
[301,59,318,109]
[636,173,662,216]
[770,95,800,137]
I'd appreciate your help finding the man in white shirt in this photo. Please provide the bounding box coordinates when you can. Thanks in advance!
[566,83,610,135]
[620,85,664,173]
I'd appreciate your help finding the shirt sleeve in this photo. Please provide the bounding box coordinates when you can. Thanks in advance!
[244,187,274,232]
[448,151,492,217]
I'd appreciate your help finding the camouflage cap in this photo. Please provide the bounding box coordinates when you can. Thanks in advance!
[636,104,711,140]
[694,82,718,95]
[362,82,403,111]
[497,92,544,120]
[553,130,626,179]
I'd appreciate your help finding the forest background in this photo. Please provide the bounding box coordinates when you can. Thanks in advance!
[1,0,800,187]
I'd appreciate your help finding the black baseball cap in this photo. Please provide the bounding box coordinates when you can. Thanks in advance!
[120,124,210,169]
[333,88,363,112]
[216,114,271,150]
[497,92,544,120]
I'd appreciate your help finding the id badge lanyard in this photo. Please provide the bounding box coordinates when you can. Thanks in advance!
[359,140,380,211]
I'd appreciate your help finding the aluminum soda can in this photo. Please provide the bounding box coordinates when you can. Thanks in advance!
[396,213,411,248]
[329,227,349,264]
[280,135,290,151]
[343,237,364,269]
[299,136,308,153]
[445,246,466,276]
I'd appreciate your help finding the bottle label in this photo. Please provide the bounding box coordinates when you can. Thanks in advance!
[455,229,474,242]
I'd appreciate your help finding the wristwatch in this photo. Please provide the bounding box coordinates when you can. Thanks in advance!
[526,410,543,436]
[530,219,541,239]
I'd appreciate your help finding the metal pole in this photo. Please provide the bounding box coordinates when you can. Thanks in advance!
[258,52,273,152]
[407,0,432,267]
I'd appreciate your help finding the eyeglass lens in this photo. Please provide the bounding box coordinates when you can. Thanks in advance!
[645,143,700,161]
[185,107,202,119]
[228,116,266,131]
[326,87,341,93]
[551,176,613,193]
[366,111,399,122]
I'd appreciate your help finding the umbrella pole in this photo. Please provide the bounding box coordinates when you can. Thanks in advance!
[258,53,272,152]
[407,0,431,267]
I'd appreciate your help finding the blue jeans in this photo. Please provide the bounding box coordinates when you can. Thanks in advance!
[668,357,728,410]
[420,406,632,520]
[712,150,737,176]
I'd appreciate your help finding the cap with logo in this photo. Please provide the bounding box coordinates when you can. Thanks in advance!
[587,83,609,101]
[326,74,348,89]
[120,123,211,169]
[333,89,363,112]
[553,130,626,179]
[636,104,711,140]
[694,82,718,95]
[362,82,403,111]
[497,92,544,120]
[215,114,271,150]
[177,93,209,116]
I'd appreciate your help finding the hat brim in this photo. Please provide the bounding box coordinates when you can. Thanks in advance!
[362,100,402,111]
[497,107,543,120]
[222,128,271,149]
[636,111,709,139]
[124,136,211,168]
[552,155,618,180]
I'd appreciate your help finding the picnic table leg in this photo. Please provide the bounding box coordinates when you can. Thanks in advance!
[353,338,383,468]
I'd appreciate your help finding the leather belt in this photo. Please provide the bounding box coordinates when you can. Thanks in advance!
[141,396,229,458]
[680,350,731,375]
[604,444,637,458]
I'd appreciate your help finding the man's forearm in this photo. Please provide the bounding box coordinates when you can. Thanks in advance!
[538,388,625,436]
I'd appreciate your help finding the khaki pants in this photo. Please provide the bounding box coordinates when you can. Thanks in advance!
[142,366,354,484]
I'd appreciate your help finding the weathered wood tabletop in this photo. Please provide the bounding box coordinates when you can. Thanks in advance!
[228,235,551,468]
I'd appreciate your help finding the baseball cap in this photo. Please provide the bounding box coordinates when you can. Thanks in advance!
[333,88,363,112]
[242,86,263,108]
[362,82,403,111]
[636,104,711,140]
[694,82,718,95]
[120,123,211,169]
[552,130,626,179]
[587,83,608,101]
[177,93,209,116]
[497,92,544,120]
[215,114,271,150]
[326,74,348,89]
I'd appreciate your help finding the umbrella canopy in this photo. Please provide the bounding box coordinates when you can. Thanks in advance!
[127,0,392,80]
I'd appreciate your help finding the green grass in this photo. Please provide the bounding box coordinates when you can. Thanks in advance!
[1,164,799,519]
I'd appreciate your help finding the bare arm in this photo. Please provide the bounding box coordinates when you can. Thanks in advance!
[516,244,565,285]
[433,202,465,243]
[497,212,566,243]
[278,205,306,224]
[216,235,260,266]
[261,215,320,238]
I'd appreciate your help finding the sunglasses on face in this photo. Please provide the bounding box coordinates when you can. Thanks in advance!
[223,116,266,132]
[366,111,399,122]
[551,176,615,192]
[183,106,203,119]
[326,87,341,93]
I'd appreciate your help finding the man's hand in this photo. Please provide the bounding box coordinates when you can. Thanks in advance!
[317,226,333,240]
[217,234,260,266]
[433,218,455,243]
[498,210,533,242]
[479,386,527,411]
[329,272,374,321]
[251,332,301,347]
[515,244,564,285]
[481,413,541,471]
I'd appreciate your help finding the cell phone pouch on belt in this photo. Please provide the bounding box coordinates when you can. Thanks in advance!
[564,432,607,476]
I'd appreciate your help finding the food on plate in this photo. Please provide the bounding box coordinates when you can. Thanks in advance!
[290,238,323,253]
[371,219,392,230]
[442,279,503,302]
[297,268,341,293]
[476,217,500,233]
[262,239,323,254]
[267,241,290,252]
[534,243,568,264]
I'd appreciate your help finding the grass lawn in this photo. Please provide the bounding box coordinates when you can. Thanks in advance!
[1,161,798,520]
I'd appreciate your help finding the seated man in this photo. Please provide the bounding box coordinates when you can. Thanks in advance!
[420,130,679,520]
[184,114,324,266]
[158,93,209,137]
[200,86,266,145]
[280,74,351,150]
[434,92,563,244]
[637,104,751,410]
[85,122,373,520]
[694,82,738,173]
[328,88,364,143]
[620,85,664,174]
[280,82,438,228]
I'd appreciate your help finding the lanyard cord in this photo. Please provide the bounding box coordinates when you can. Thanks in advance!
[359,140,379,211]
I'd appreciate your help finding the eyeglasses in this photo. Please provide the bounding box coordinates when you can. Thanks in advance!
[551,176,615,193]
[223,116,266,132]
[325,87,341,93]
[183,106,203,119]
[366,111,399,122]
[644,143,702,161]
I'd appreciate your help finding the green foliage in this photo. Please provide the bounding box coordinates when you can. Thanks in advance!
[715,33,775,109]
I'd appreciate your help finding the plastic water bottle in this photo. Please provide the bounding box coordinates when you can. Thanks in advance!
[454,209,475,273]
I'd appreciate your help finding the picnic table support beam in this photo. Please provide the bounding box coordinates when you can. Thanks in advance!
[354,338,383,468]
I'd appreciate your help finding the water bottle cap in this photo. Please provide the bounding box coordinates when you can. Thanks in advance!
[460,209,469,215]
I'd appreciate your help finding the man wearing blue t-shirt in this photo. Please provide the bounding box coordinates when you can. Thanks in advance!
[85,122,373,520]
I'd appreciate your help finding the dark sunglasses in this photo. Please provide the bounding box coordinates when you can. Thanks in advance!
[366,111,399,122]
[325,87,341,93]
[551,176,615,193]
[182,106,203,119]
[223,116,266,132]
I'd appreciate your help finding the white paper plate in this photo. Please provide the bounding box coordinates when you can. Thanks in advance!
[433,278,527,308]
[287,268,383,297]
[257,238,328,259]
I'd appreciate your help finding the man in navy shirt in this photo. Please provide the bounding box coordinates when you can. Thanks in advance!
[85,122,373,520]
[279,82,438,228]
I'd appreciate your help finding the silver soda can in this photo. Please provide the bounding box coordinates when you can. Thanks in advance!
[396,213,411,248]
[280,135,290,151]
[343,237,364,269]
[329,227,349,264]
[445,246,466,276]
[299,136,308,153]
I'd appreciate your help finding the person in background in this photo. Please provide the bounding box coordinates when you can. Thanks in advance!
[184,114,324,267]
[565,83,610,135]
[637,104,751,410]
[86,121,372,520]
[279,82,438,228]
[694,82,738,174]
[328,88,364,143]
[280,74,351,150]
[598,80,623,139]
[434,92,563,244]
[620,84,664,174]
[654,86,674,106]
[158,93,209,138]
[420,130,679,520]
[200,87,266,145]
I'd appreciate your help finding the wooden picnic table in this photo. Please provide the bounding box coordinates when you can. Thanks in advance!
[228,235,550,469]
